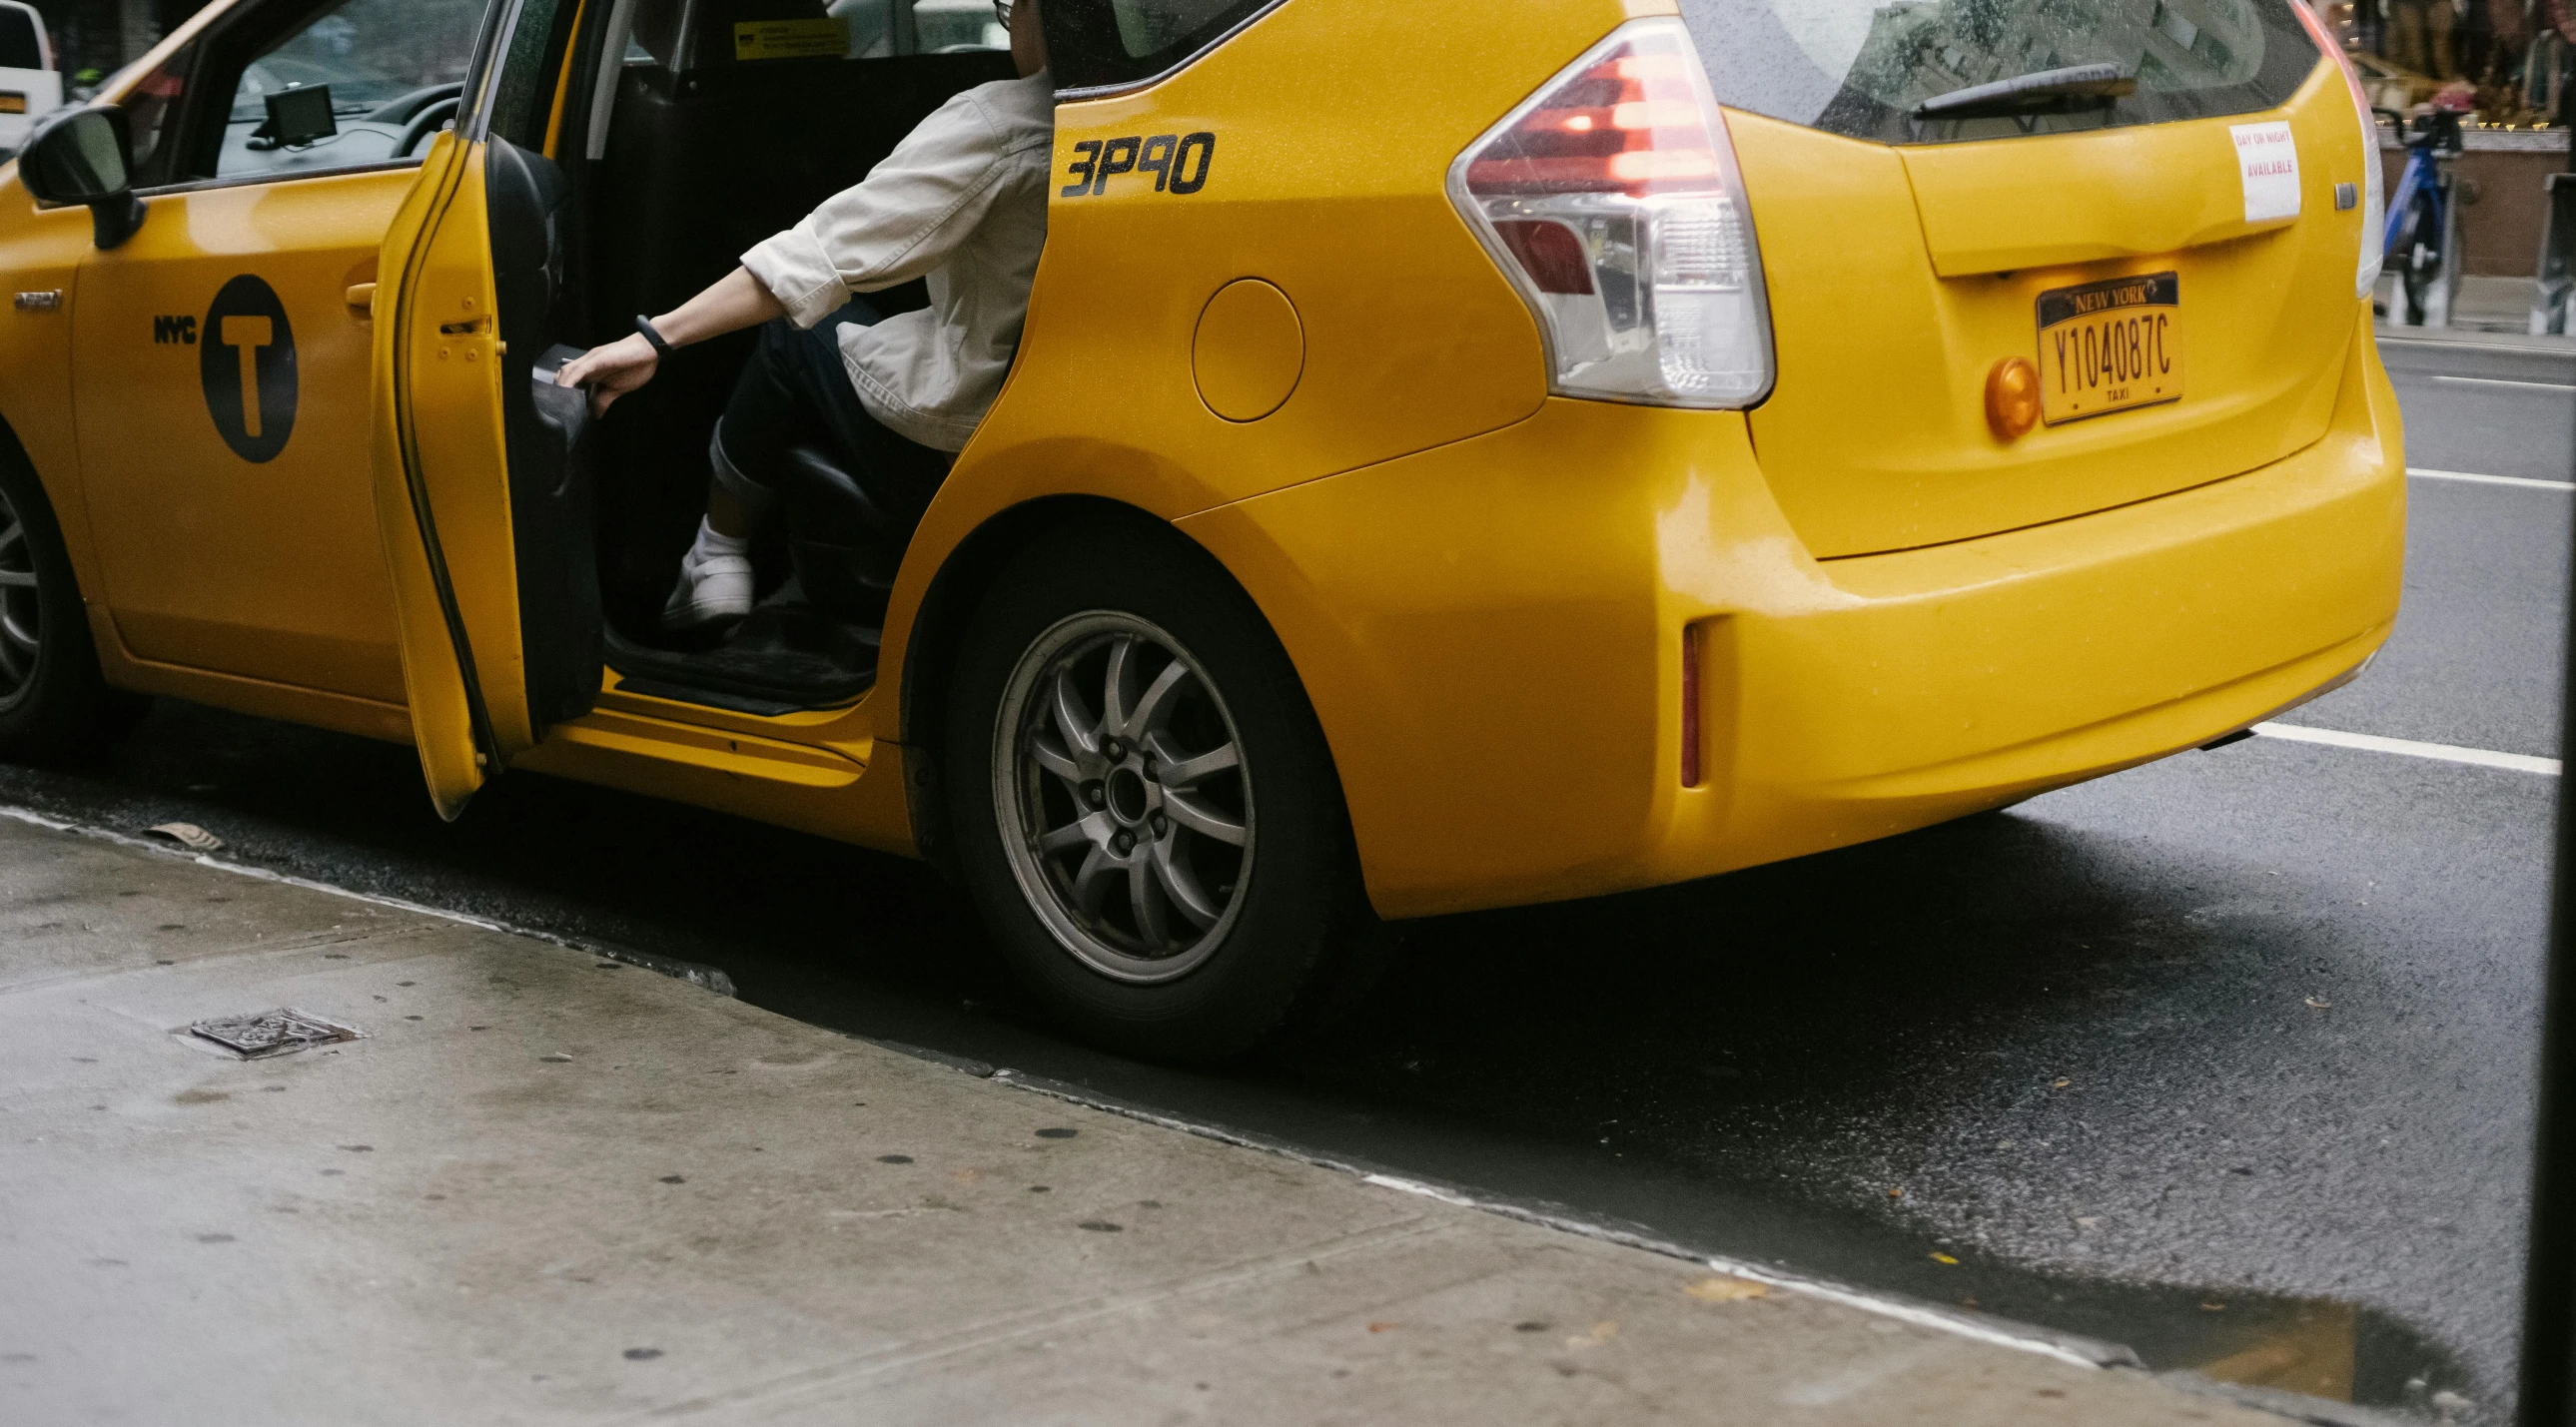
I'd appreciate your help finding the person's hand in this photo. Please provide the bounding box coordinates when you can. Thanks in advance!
[556,332,661,416]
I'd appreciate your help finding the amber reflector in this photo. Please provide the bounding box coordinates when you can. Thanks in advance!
[1986,357,2040,441]
[1680,624,1703,789]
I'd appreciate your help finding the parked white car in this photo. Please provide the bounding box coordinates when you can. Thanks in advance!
[0,1,60,157]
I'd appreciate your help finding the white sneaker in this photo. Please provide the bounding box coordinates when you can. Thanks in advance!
[662,546,755,631]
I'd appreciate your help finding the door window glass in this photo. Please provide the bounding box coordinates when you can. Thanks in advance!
[1106,0,1246,56]
[216,0,485,180]
[486,0,579,148]
[128,45,197,186]
[1044,0,1277,91]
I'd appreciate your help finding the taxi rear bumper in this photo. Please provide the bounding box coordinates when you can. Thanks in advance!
[1180,314,2404,919]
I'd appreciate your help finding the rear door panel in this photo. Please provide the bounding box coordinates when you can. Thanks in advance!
[1735,64,2368,559]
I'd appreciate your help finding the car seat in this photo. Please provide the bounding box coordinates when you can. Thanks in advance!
[774,444,904,629]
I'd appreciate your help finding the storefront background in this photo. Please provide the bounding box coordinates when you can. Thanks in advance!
[2331,0,2575,122]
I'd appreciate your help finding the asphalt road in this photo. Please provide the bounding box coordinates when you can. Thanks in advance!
[0,330,2564,1421]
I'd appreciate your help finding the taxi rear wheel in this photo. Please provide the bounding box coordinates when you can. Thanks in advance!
[0,450,147,762]
[945,518,1376,1064]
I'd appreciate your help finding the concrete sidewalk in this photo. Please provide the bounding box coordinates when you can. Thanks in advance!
[2376,274,2565,339]
[0,812,2307,1425]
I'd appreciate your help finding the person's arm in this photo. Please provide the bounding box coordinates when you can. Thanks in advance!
[557,87,1019,413]
[740,90,1020,328]
[554,267,786,414]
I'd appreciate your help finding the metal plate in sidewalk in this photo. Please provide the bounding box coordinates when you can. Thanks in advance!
[186,1009,361,1059]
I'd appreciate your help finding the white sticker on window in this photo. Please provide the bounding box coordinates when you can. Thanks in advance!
[2231,121,2301,224]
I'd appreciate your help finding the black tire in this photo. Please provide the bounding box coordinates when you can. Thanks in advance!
[0,448,149,763]
[944,516,1376,1064]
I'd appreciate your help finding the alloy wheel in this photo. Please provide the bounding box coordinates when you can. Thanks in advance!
[0,486,41,711]
[992,611,1254,984]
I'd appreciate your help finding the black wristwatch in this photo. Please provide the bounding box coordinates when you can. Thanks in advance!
[634,314,675,357]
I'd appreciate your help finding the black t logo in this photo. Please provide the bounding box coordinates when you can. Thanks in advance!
[200,276,297,463]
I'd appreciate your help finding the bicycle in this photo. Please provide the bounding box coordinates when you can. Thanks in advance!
[2377,103,2467,327]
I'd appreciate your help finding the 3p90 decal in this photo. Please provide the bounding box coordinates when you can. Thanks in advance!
[1062,132,1216,199]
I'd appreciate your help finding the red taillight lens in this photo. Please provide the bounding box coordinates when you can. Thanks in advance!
[1494,221,1595,295]
[1448,19,1774,409]
[1467,53,1726,198]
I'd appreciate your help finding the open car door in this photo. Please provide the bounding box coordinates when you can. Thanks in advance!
[371,117,600,819]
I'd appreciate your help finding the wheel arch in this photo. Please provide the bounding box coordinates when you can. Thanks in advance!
[0,405,100,610]
[896,493,1347,883]
[0,395,153,754]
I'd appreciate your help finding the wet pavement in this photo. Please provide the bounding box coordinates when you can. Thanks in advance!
[0,331,2562,1423]
[22,816,2294,1426]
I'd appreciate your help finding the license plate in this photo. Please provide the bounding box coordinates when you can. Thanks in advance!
[0,95,25,115]
[2036,272,2182,425]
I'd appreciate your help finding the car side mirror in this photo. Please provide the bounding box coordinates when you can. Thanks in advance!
[19,106,146,251]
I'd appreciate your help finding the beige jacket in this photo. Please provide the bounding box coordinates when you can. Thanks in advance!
[740,70,1054,452]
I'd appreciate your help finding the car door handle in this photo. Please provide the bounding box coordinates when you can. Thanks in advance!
[345,283,377,319]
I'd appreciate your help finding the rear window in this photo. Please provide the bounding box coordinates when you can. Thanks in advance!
[1678,0,2326,145]
[1046,0,1279,94]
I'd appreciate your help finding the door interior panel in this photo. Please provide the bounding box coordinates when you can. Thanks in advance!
[487,136,603,739]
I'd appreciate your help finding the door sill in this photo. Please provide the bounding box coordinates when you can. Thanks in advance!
[601,622,876,716]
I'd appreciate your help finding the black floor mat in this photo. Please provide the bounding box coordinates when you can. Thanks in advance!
[606,603,879,714]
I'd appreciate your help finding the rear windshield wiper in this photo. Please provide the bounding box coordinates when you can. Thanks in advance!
[1914,63,2138,121]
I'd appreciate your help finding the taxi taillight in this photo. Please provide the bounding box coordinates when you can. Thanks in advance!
[1447,19,1774,408]
[2290,0,2386,300]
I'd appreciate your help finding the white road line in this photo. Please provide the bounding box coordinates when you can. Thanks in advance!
[2429,374,2576,392]
[2253,722,2561,775]
[2407,467,2576,491]
[2376,334,2576,359]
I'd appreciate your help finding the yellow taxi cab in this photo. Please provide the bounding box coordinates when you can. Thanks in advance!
[0,0,2401,1059]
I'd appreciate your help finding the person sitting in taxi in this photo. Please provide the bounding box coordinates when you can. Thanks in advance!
[557,0,1051,630]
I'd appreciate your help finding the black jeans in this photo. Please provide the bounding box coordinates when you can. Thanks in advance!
[711,299,953,539]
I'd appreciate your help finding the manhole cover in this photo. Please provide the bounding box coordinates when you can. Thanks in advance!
[187,1009,361,1059]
